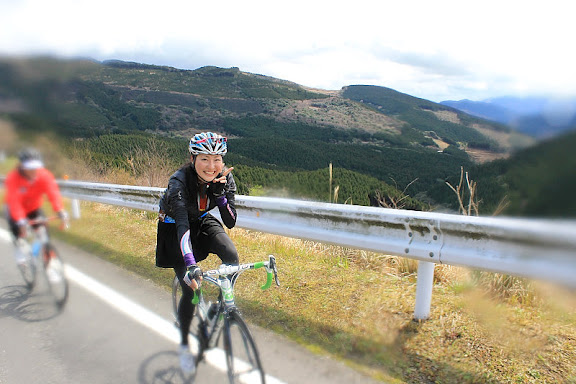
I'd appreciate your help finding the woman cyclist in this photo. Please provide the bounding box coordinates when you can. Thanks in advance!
[155,132,238,374]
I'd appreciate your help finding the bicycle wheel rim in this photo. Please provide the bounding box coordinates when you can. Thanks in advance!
[44,245,69,309]
[224,310,265,384]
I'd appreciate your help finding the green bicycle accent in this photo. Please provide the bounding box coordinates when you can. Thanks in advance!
[254,261,265,269]
[192,287,202,305]
[223,289,234,302]
[261,272,273,290]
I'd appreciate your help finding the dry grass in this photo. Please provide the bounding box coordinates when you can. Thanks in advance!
[265,97,403,135]
[0,157,17,174]
[0,119,18,150]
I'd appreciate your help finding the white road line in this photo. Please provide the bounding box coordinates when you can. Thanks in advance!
[0,228,285,384]
[0,228,12,243]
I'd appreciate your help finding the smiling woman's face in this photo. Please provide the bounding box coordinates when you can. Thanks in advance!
[193,154,223,182]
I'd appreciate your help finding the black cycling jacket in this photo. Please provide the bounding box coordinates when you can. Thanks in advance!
[158,163,237,258]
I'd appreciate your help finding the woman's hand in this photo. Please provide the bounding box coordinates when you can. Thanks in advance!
[213,167,234,184]
[210,167,234,197]
[184,265,203,290]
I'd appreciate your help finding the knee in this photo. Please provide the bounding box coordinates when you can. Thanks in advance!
[223,245,239,265]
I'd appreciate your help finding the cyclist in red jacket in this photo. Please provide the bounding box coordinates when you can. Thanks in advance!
[4,148,68,264]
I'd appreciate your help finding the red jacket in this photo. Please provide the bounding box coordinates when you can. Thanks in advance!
[4,168,63,222]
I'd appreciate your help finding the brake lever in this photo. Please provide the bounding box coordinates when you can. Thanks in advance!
[268,255,280,287]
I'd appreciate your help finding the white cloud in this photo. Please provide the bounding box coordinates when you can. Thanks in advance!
[1,0,575,101]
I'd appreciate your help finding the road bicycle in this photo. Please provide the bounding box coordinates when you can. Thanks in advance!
[15,216,69,309]
[172,255,280,383]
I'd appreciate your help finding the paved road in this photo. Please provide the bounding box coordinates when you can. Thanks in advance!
[0,224,381,384]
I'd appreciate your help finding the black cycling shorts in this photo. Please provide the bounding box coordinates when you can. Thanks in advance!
[155,214,239,268]
[5,208,43,238]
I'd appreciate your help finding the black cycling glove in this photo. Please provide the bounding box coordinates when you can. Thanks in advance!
[209,177,226,198]
[184,265,202,288]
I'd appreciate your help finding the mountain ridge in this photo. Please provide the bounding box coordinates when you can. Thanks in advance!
[441,97,576,138]
[0,56,532,160]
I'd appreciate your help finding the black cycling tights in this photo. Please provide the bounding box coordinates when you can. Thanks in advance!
[174,231,239,346]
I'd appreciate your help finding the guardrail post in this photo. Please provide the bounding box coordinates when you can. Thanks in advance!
[71,199,81,219]
[413,260,435,320]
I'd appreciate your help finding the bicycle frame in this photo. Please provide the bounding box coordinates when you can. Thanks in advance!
[16,218,51,264]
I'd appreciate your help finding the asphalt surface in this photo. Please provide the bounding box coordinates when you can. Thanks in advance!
[0,223,382,384]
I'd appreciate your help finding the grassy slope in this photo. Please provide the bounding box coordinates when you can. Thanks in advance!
[44,200,576,384]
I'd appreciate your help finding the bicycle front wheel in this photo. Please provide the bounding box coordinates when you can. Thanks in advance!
[172,275,207,369]
[43,244,69,309]
[17,250,36,290]
[224,309,265,384]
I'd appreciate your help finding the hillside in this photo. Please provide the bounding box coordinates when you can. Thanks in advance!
[2,56,559,215]
[0,57,527,152]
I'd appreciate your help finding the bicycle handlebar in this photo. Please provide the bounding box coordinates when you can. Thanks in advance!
[27,216,59,226]
[27,215,69,231]
[203,255,280,290]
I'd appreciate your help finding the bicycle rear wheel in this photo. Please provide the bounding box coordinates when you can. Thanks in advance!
[224,309,265,384]
[43,244,69,309]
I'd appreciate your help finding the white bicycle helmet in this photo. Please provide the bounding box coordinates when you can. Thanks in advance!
[189,132,228,156]
[18,147,44,170]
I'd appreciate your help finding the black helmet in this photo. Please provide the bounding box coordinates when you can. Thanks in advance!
[18,147,44,170]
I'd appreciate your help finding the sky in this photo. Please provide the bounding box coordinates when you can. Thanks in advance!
[0,0,574,102]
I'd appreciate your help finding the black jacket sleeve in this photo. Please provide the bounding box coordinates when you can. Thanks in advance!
[165,173,191,253]
[217,173,237,229]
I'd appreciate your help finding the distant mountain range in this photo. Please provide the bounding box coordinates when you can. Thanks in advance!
[0,57,531,160]
[441,97,576,138]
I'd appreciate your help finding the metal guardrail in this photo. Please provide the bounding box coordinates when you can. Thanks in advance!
[2,176,576,319]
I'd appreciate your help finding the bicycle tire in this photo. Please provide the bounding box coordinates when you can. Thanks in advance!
[224,309,265,384]
[43,244,69,309]
[17,250,36,290]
